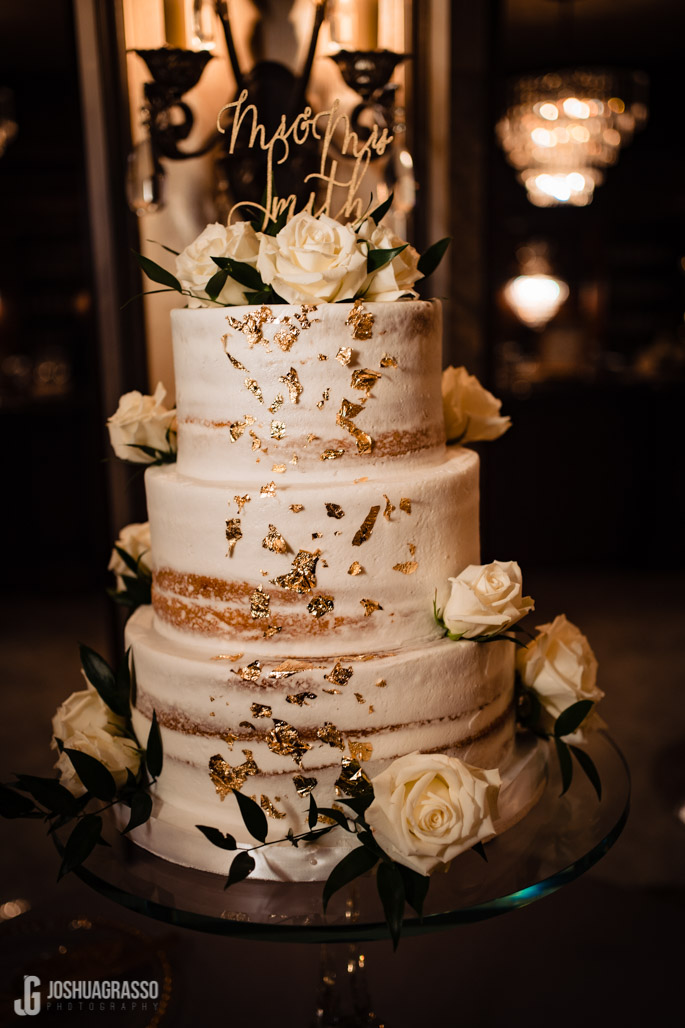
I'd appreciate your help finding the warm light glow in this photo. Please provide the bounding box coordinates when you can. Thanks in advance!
[504,274,569,329]
[531,127,556,147]
[562,97,590,119]
[538,102,558,121]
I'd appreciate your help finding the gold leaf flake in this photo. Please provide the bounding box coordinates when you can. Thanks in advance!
[383,495,395,520]
[360,598,383,616]
[317,722,345,750]
[294,304,319,329]
[290,454,299,464]
[260,481,277,497]
[306,433,318,444]
[336,398,374,455]
[354,477,368,484]
[375,679,387,688]
[399,497,411,514]
[316,388,330,409]
[380,353,398,368]
[223,731,238,749]
[408,542,417,556]
[267,719,311,766]
[275,549,320,593]
[263,624,282,638]
[351,368,381,394]
[274,323,299,352]
[320,448,344,460]
[269,394,284,413]
[231,660,262,682]
[261,795,286,819]
[244,378,264,403]
[352,505,380,546]
[338,397,364,420]
[224,349,248,372]
[346,299,375,341]
[335,756,372,797]
[228,306,275,347]
[323,688,341,695]
[349,741,373,762]
[229,418,249,442]
[270,420,286,439]
[354,692,365,704]
[293,774,318,797]
[324,661,353,687]
[272,463,287,473]
[368,704,374,713]
[269,658,326,679]
[249,430,262,451]
[234,494,250,513]
[262,524,289,554]
[250,586,271,619]
[251,702,272,719]
[290,503,304,513]
[307,595,334,618]
[209,749,259,798]
[260,569,269,576]
[312,532,321,539]
[225,518,242,556]
[239,721,255,731]
[279,367,303,404]
[325,503,345,519]
[286,692,317,705]
[393,561,418,575]
[347,561,364,576]
[335,346,352,366]
[318,812,338,825]
[211,652,244,662]
[318,353,327,361]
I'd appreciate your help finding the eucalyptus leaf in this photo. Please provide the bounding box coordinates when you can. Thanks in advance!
[145,710,163,779]
[417,237,450,277]
[63,749,117,801]
[0,783,38,819]
[233,789,268,843]
[121,791,153,834]
[12,774,80,816]
[569,744,602,801]
[58,814,103,880]
[555,700,594,739]
[147,239,180,256]
[308,792,318,830]
[554,737,573,797]
[113,544,145,578]
[205,268,229,301]
[398,864,430,918]
[369,192,394,225]
[79,643,128,716]
[224,849,255,889]
[322,844,379,913]
[120,289,177,311]
[338,794,374,817]
[471,840,488,862]
[315,807,353,832]
[367,244,407,275]
[210,257,264,292]
[134,251,182,292]
[196,824,238,850]
[376,860,406,949]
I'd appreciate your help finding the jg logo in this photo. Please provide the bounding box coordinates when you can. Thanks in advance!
[14,976,41,1017]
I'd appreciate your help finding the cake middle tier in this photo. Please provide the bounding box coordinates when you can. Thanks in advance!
[147,446,480,655]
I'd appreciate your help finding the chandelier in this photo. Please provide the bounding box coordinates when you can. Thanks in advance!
[496,69,648,207]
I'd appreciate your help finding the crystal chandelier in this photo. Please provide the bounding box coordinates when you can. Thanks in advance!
[496,69,648,207]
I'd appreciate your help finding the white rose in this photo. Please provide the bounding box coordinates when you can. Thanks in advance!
[54,728,141,798]
[358,219,422,301]
[256,211,367,304]
[366,752,500,875]
[108,522,152,590]
[516,614,603,721]
[51,677,126,747]
[443,560,534,638]
[175,220,261,307]
[442,366,511,444]
[107,382,176,464]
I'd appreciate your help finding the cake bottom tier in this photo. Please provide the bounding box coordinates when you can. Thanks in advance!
[126,606,526,880]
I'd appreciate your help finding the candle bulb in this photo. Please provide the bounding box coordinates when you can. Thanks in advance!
[329,0,379,51]
[164,0,188,48]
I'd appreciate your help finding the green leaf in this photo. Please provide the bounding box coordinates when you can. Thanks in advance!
[63,749,117,801]
[79,644,128,717]
[370,192,394,225]
[121,791,153,834]
[145,711,163,779]
[338,794,374,817]
[569,744,602,801]
[367,244,407,275]
[417,237,450,277]
[398,864,430,918]
[243,288,276,305]
[233,789,268,843]
[554,700,594,739]
[322,844,379,913]
[376,860,406,950]
[471,840,488,862]
[224,849,255,889]
[133,251,182,292]
[316,807,353,832]
[0,783,39,819]
[124,443,176,464]
[113,545,145,578]
[205,268,229,301]
[196,824,238,850]
[58,814,103,880]
[12,774,80,816]
[308,792,318,830]
[554,737,573,797]
[147,239,180,256]
[211,257,264,292]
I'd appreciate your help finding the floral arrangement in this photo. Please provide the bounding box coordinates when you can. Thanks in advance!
[107,383,177,466]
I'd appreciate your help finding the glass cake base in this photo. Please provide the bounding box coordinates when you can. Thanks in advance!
[57,730,629,943]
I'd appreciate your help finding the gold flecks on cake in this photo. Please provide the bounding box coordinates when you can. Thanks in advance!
[267,719,311,766]
[272,463,287,473]
[368,704,374,713]
[294,303,319,329]
[360,598,383,616]
[325,503,345,519]
[338,397,364,421]
[352,505,380,546]
[274,322,299,352]
[286,691,317,706]
[335,756,371,797]
[209,749,259,798]
[354,476,368,484]
[380,353,398,368]
[231,659,262,682]
[249,586,271,619]
[260,569,269,576]
[225,518,242,556]
[263,624,282,638]
[290,503,304,513]
[250,702,272,719]
[260,795,286,819]
[244,378,264,403]
[223,731,238,749]
[335,346,352,366]
[290,454,299,464]
[317,722,345,750]
[293,774,317,797]
[320,448,344,460]
[383,495,395,520]
[224,348,248,372]
[234,494,250,513]
[351,369,381,395]
[228,305,275,347]
[336,398,373,455]
[270,420,286,439]
[275,549,320,593]
[323,688,341,695]
[311,532,321,539]
[347,561,364,576]
[408,542,417,556]
[260,481,277,497]
[249,430,262,452]
[324,661,353,687]
[306,433,318,445]
[211,652,244,662]
[269,394,284,414]
[229,414,255,442]
[346,299,375,340]
[307,595,334,618]
[269,658,325,679]
[354,692,365,704]
[239,720,255,730]
[316,388,330,410]
[349,740,373,762]
[262,524,289,554]
[399,497,412,514]
[279,367,303,404]
[375,679,387,688]
[318,353,327,361]
[393,561,418,575]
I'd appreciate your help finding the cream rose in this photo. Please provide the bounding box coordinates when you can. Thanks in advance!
[366,752,500,875]
[54,729,141,798]
[443,560,534,638]
[108,521,152,591]
[358,219,422,301]
[256,211,367,304]
[107,382,176,464]
[442,366,510,444]
[175,220,260,307]
[516,614,603,721]
[51,678,126,746]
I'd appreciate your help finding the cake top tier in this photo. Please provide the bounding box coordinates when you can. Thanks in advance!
[173,299,446,482]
